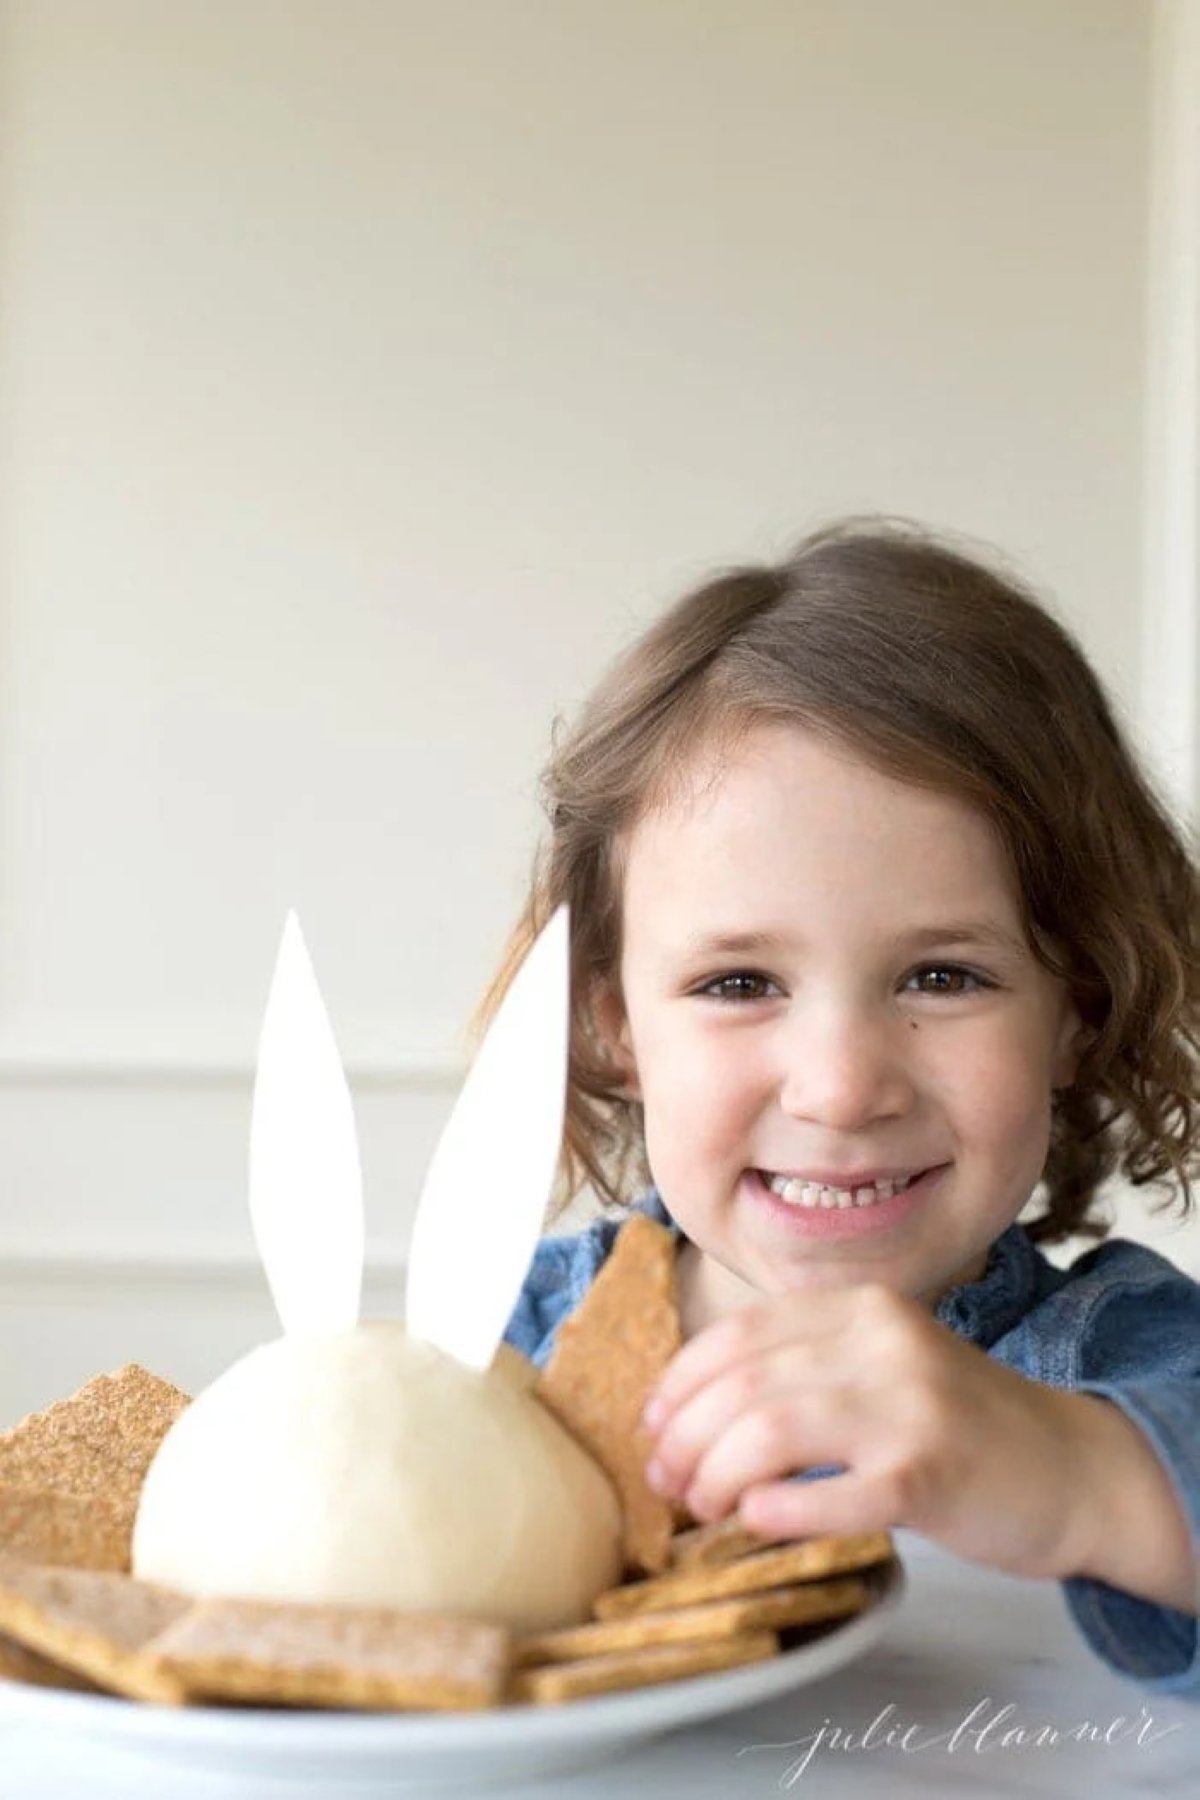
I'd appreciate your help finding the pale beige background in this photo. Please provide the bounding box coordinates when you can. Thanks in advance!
[0,0,1195,1420]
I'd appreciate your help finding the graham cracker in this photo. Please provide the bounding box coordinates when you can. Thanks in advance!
[0,1630,100,1693]
[0,1365,190,1570]
[593,1530,895,1620]
[508,1629,778,1704]
[516,1574,870,1665]
[0,1552,189,1704]
[669,1515,787,1569]
[146,1597,511,1712]
[0,1483,131,1572]
[536,1213,680,1575]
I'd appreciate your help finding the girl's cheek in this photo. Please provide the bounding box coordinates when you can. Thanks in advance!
[956,1032,1055,1118]
[640,1036,755,1158]
[637,1018,725,1091]
[925,1031,1060,1189]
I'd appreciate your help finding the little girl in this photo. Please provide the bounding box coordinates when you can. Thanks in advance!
[487,517,1199,1697]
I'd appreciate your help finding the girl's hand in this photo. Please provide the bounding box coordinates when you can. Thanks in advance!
[641,1284,1103,1582]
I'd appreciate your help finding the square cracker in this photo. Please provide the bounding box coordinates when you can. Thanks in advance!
[0,1483,131,1573]
[669,1515,788,1570]
[593,1530,895,1619]
[536,1213,680,1575]
[146,1597,511,1712]
[508,1629,778,1704]
[0,1553,190,1703]
[0,1631,100,1693]
[516,1575,870,1665]
[0,1365,190,1569]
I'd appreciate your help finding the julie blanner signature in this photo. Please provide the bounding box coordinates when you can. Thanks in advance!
[738,1699,1187,1787]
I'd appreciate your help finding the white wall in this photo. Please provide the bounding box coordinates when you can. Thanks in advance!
[0,0,1194,1423]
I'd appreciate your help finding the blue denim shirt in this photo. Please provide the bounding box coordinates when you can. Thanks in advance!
[504,1188,1200,1699]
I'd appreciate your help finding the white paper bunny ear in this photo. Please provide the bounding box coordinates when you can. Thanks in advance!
[404,905,571,1372]
[249,911,364,1335]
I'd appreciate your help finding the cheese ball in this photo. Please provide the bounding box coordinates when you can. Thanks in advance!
[132,1326,623,1632]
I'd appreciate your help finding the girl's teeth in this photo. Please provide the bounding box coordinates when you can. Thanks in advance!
[764,1172,912,1210]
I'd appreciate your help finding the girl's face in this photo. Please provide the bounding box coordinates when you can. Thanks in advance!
[598,722,1088,1324]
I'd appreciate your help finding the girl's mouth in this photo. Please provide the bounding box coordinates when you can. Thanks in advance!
[745,1164,947,1237]
[763,1168,920,1208]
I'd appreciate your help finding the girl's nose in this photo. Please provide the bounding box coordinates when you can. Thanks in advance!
[776,1005,914,1130]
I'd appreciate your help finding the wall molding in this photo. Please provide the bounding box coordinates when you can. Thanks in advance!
[0,1252,408,1303]
[0,1052,463,1089]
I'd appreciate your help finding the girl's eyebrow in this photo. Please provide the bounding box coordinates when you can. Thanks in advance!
[902,921,1026,954]
[680,929,788,957]
[679,921,1025,957]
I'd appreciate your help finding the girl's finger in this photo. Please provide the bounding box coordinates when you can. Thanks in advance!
[644,1291,849,1430]
[646,1345,828,1500]
[737,1468,901,1542]
[675,1392,846,1523]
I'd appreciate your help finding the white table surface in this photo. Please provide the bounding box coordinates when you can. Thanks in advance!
[0,1532,1194,1798]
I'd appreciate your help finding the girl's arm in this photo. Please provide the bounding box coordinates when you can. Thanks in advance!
[1066,1391,1197,1614]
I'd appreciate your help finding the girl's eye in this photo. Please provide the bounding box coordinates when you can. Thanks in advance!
[697,970,779,1003]
[695,964,995,1003]
[907,963,992,997]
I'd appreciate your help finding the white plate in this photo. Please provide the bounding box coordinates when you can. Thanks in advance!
[0,1562,903,1793]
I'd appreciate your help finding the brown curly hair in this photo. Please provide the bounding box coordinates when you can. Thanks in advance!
[470,517,1199,1246]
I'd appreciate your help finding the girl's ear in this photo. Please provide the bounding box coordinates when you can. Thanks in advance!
[591,980,642,1100]
[1051,997,1096,1091]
